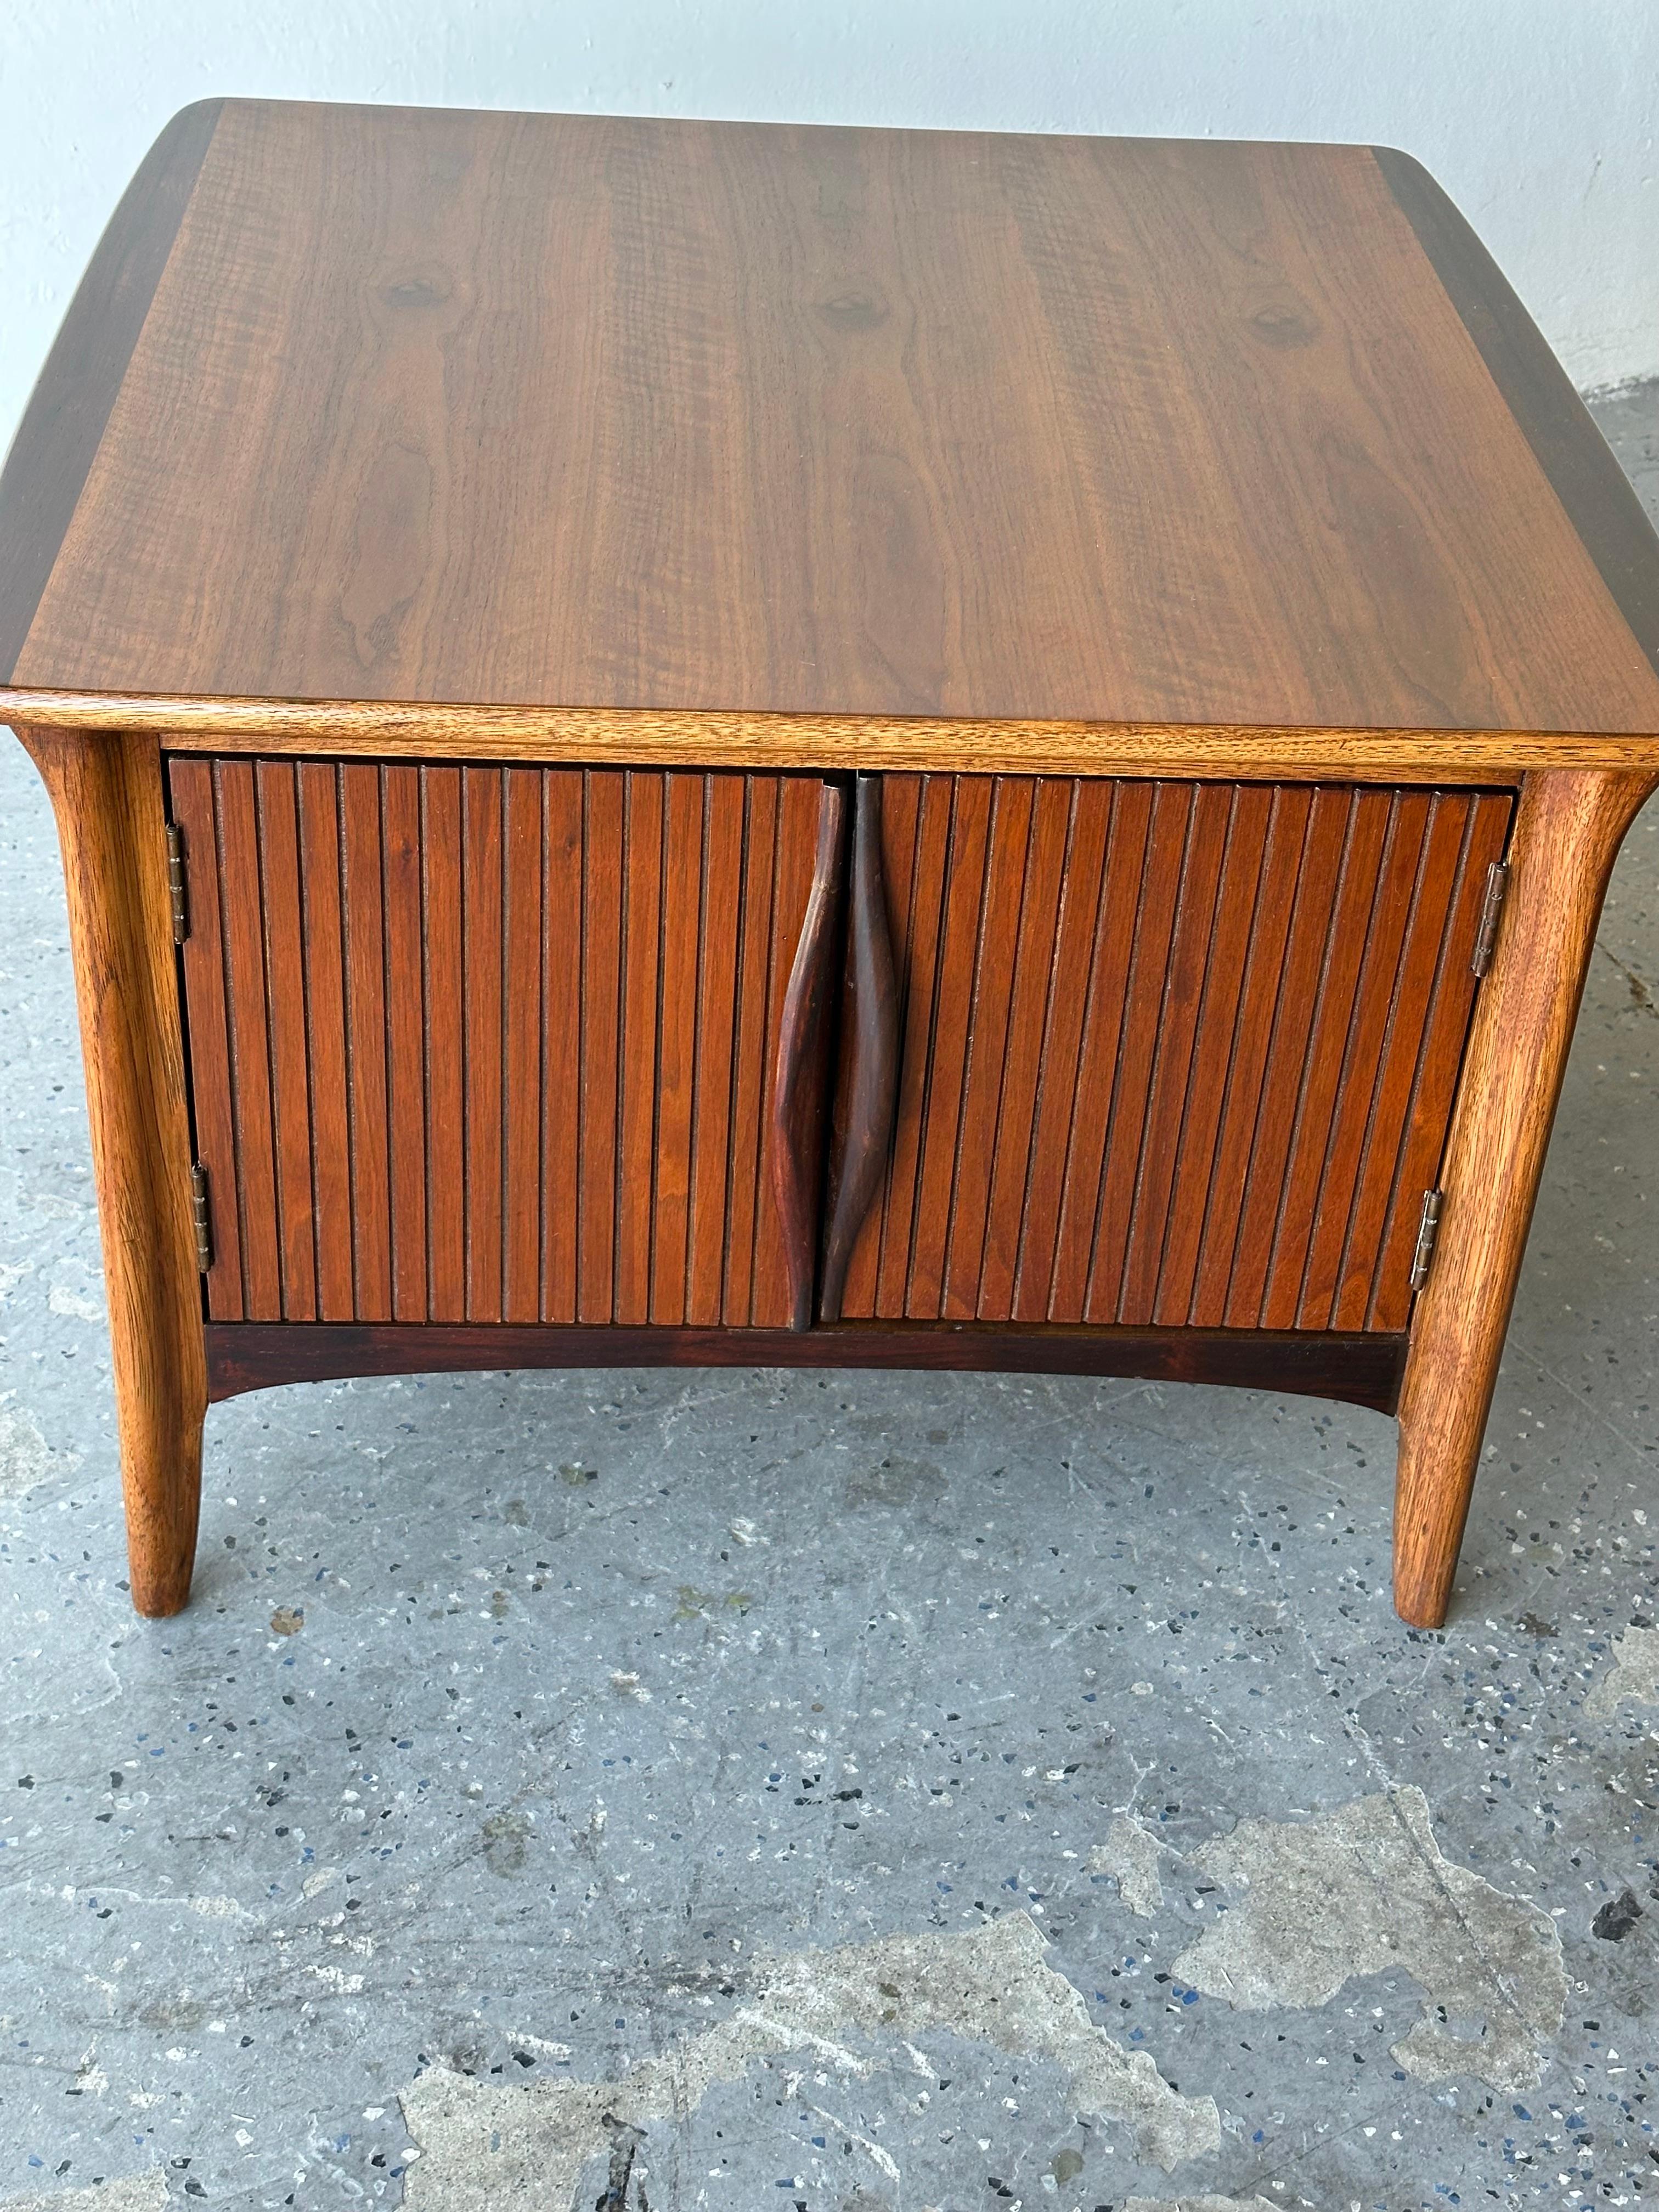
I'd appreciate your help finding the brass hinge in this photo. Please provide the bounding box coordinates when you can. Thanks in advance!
[165,822,189,944]
[1470,860,1509,977]
[190,1164,212,1274]
[1408,1187,1443,1291]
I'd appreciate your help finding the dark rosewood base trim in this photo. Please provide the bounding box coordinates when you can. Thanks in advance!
[204,1321,1405,1413]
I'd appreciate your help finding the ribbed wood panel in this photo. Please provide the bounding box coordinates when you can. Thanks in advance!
[168,758,822,1327]
[836,776,1514,1333]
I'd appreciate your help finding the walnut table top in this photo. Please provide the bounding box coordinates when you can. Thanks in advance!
[2,100,1657,777]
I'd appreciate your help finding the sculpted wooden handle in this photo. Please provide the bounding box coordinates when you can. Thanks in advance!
[820,773,899,1323]
[771,777,849,1330]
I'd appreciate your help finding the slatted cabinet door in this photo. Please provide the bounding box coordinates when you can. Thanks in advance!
[167,758,827,1329]
[834,776,1515,1334]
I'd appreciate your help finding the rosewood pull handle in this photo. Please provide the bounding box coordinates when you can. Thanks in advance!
[820,772,899,1323]
[771,777,849,1331]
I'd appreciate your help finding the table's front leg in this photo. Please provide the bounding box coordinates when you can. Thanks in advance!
[1394,765,1657,1627]
[16,725,207,1616]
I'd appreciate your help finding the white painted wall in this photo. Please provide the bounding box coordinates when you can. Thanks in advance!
[2,0,1655,450]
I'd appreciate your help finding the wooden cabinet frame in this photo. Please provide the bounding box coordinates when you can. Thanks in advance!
[7,104,1659,1633]
[20,724,1644,1630]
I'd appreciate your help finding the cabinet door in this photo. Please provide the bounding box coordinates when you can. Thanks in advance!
[833,775,1513,1333]
[168,758,827,1329]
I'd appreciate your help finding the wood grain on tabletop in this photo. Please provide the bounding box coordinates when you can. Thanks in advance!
[2,100,1657,751]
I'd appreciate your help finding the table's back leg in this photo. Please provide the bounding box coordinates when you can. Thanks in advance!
[15,725,207,1616]
[1393,765,1657,1627]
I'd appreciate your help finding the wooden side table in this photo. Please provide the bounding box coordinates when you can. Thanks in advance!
[3,101,1657,1627]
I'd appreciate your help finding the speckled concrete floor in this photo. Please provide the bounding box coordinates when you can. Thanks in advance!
[2,390,1658,2212]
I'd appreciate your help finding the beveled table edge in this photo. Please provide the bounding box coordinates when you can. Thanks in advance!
[7,689,1658,782]
[1375,146,1659,688]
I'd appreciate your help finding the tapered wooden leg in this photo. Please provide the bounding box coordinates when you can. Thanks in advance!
[1393,767,1657,1628]
[16,726,207,1616]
